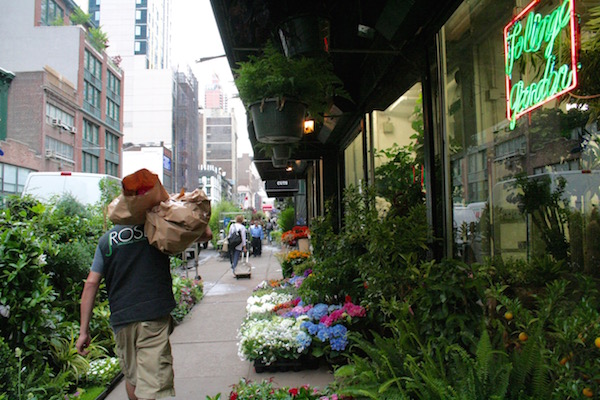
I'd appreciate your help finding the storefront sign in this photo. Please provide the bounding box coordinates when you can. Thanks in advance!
[504,0,578,129]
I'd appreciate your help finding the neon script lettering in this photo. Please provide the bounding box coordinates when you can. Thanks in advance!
[504,0,578,129]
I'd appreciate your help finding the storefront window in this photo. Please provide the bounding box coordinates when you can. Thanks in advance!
[441,0,600,266]
[344,131,364,187]
[372,83,423,172]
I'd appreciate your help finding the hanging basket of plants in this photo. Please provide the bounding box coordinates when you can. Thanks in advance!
[272,156,288,168]
[276,14,330,58]
[234,42,350,143]
[250,98,306,144]
[272,144,292,160]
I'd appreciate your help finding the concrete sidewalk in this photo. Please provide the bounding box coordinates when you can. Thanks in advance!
[105,244,334,399]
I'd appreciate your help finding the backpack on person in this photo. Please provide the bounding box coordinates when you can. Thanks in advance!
[228,225,242,248]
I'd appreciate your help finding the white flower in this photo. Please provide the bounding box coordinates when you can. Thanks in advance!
[375,196,391,219]
[0,304,10,318]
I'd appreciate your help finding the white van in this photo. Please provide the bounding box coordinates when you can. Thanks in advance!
[22,172,121,206]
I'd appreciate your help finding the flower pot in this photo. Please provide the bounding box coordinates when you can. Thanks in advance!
[272,156,288,168]
[272,144,291,160]
[277,15,330,58]
[250,98,306,144]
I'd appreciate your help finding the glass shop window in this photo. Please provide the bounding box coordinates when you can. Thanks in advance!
[440,0,599,267]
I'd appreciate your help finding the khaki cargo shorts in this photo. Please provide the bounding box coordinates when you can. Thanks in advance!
[115,315,175,399]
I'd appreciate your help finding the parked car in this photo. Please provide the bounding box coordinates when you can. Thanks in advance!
[21,171,121,206]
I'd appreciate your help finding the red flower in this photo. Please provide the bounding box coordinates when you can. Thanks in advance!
[229,392,238,400]
[289,387,299,396]
[345,295,352,303]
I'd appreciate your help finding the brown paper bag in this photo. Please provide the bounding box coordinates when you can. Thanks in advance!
[107,168,169,225]
[145,188,212,254]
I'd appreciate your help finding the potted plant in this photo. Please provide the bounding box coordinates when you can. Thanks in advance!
[234,43,348,144]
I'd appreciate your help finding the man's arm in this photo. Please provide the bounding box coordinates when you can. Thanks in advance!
[76,271,102,355]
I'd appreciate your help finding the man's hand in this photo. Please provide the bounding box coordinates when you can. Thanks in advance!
[77,271,101,356]
[76,332,91,355]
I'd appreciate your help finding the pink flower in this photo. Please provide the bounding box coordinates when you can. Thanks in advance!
[343,302,366,318]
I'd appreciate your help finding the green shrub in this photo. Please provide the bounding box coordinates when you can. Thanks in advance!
[278,207,295,232]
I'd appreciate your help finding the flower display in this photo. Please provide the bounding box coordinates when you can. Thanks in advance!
[246,292,295,317]
[238,282,367,364]
[278,250,312,278]
[281,226,310,246]
[224,378,343,400]
[237,315,308,364]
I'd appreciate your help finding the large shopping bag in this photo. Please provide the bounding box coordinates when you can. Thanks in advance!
[145,188,212,254]
[107,168,169,225]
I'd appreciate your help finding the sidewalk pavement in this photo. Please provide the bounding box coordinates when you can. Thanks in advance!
[104,243,334,399]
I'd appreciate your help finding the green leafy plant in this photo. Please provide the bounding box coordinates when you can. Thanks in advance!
[69,6,91,26]
[278,206,295,232]
[88,27,109,51]
[234,42,348,120]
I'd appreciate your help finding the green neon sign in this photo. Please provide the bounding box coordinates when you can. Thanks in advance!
[504,0,579,129]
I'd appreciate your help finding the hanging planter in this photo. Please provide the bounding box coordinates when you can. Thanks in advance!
[272,144,292,160]
[272,156,288,168]
[276,15,330,58]
[234,43,350,134]
[250,98,306,144]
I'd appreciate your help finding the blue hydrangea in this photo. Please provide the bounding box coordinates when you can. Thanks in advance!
[316,323,331,341]
[330,336,348,351]
[330,324,348,338]
[307,303,329,321]
[302,321,319,335]
[296,331,312,352]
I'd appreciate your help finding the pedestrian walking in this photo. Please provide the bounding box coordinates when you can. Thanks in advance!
[76,224,176,400]
[228,215,247,274]
[249,220,264,256]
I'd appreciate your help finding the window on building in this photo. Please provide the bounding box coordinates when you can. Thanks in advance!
[83,119,99,144]
[82,152,99,173]
[106,99,120,123]
[84,50,102,81]
[107,71,120,96]
[0,163,33,197]
[40,0,64,26]
[45,136,74,162]
[45,103,74,128]
[134,41,147,55]
[105,132,119,154]
[84,81,101,110]
[105,160,118,177]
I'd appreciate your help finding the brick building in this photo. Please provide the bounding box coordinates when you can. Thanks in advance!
[0,0,124,198]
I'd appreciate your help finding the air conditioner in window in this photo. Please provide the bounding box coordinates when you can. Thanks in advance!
[51,118,61,126]
[45,149,55,158]
[69,125,77,134]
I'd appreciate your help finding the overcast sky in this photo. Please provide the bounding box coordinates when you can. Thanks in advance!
[76,0,252,156]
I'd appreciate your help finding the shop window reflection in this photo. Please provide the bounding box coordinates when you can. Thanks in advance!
[441,0,600,268]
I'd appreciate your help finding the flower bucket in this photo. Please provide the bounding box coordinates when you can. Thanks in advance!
[250,98,306,144]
